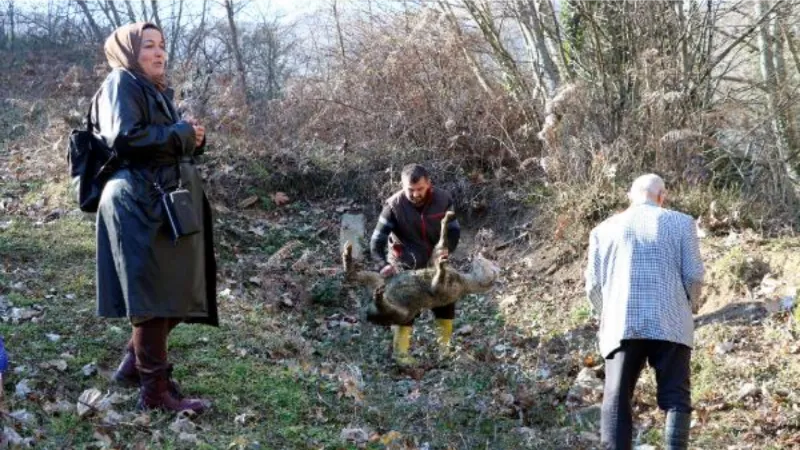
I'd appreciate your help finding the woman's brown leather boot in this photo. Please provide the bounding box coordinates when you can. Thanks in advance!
[133,319,208,414]
[113,338,183,399]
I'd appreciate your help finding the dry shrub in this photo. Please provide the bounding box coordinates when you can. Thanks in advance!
[537,48,715,190]
[194,9,542,217]
[1,51,106,191]
[254,9,535,169]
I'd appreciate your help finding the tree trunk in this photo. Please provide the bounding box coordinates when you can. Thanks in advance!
[437,0,494,97]
[773,3,800,175]
[185,0,208,63]
[513,0,561,97]
[140,0,149,21]
[97,1,118,28]
[757,0,799,183]
[107,1,123,27]
[332,0,347,65]
[461,0,530,100]
[75,0,103,43]
[674,0,690,77]
[168,0,185,70]
[124,0,138,23]
[150,1,163,30]
[224,0,248,101]
[8,1,15,51]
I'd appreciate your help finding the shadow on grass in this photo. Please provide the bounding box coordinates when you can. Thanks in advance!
[694,302,770,328]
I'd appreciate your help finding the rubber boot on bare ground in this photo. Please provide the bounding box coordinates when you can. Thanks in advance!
[134,319,208,414]
[392,325,416,367]
[664,411,691,450]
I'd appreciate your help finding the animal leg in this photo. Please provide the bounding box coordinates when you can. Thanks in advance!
[342,241,353,275]
[431,211,455,264]
[342,241,384,289]
[431,255,448,294]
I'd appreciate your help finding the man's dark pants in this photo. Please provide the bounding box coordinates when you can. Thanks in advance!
[601,339,692,450]
[399,303,455,326]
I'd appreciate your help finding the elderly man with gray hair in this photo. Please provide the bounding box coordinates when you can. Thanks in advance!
[585,174,705,450]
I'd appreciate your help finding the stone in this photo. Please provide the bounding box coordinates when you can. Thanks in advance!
[567,368,604,406]
[736,383,760,401]
[339,428,370,444]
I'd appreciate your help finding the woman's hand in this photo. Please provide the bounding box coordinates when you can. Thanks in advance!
[186,117,205,148]
[192,124,205,148]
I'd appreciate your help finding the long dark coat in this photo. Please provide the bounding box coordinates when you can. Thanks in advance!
[92,68,218,326]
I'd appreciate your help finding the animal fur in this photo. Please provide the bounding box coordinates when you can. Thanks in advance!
[343,212,500,325]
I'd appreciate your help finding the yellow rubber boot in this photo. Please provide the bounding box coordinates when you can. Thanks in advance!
[435,319,454,356]
[392,325,416,366]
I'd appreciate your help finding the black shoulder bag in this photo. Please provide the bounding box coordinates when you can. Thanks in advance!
[149,91,202,244]
[66,92,119,213]
[152,167,201,245]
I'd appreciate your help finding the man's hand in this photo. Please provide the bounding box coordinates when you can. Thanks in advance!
[687,282,703,315]
[380,264,397,278]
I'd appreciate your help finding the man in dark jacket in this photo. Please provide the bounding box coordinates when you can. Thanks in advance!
[370,164,461,365]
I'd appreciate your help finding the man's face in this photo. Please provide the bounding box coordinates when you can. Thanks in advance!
[403,176,432,207]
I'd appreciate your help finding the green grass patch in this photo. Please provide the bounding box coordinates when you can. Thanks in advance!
[0,216,94,265]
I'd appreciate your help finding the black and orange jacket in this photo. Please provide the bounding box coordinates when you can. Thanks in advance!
[370,188,461,270]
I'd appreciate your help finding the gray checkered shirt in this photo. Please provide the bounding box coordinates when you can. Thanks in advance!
[585,201,705,358]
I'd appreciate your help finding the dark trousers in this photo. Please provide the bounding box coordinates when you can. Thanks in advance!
[400,303,456,326]
[601,339,692,450]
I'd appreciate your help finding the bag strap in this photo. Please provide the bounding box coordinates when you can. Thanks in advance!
[85,88,102,133]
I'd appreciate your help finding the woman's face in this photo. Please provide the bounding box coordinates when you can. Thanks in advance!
[138,28,166,80]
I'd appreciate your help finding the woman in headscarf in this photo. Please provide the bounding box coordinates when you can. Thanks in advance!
[92,22,217,414]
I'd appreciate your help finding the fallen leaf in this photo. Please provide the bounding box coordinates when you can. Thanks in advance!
[237,196,259,209]
[736,383,760,401]
[77,388,103,417]
[15,379,32,398]
[132,413,152,427]
[9,409,36,426]
[340,428,370,444]
[498,393,515,406]
[271,192,290,206]
[337,366,364,403]
[178,432,200,444]
[234,412,256,426]
[455,325,473,335]
[92,431,113,447]
[170,416,197,434]
[7,307,41,323]
[102,409,124,425]
[4,427,34,447]
[43,400,75,415]
[380,431,403,445]
[41,359,68,372]
[213,203,231,214]
[714,342,734,355]
[82,362,98,377]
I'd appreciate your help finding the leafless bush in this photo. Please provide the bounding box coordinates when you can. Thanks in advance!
[253,9,536,171]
